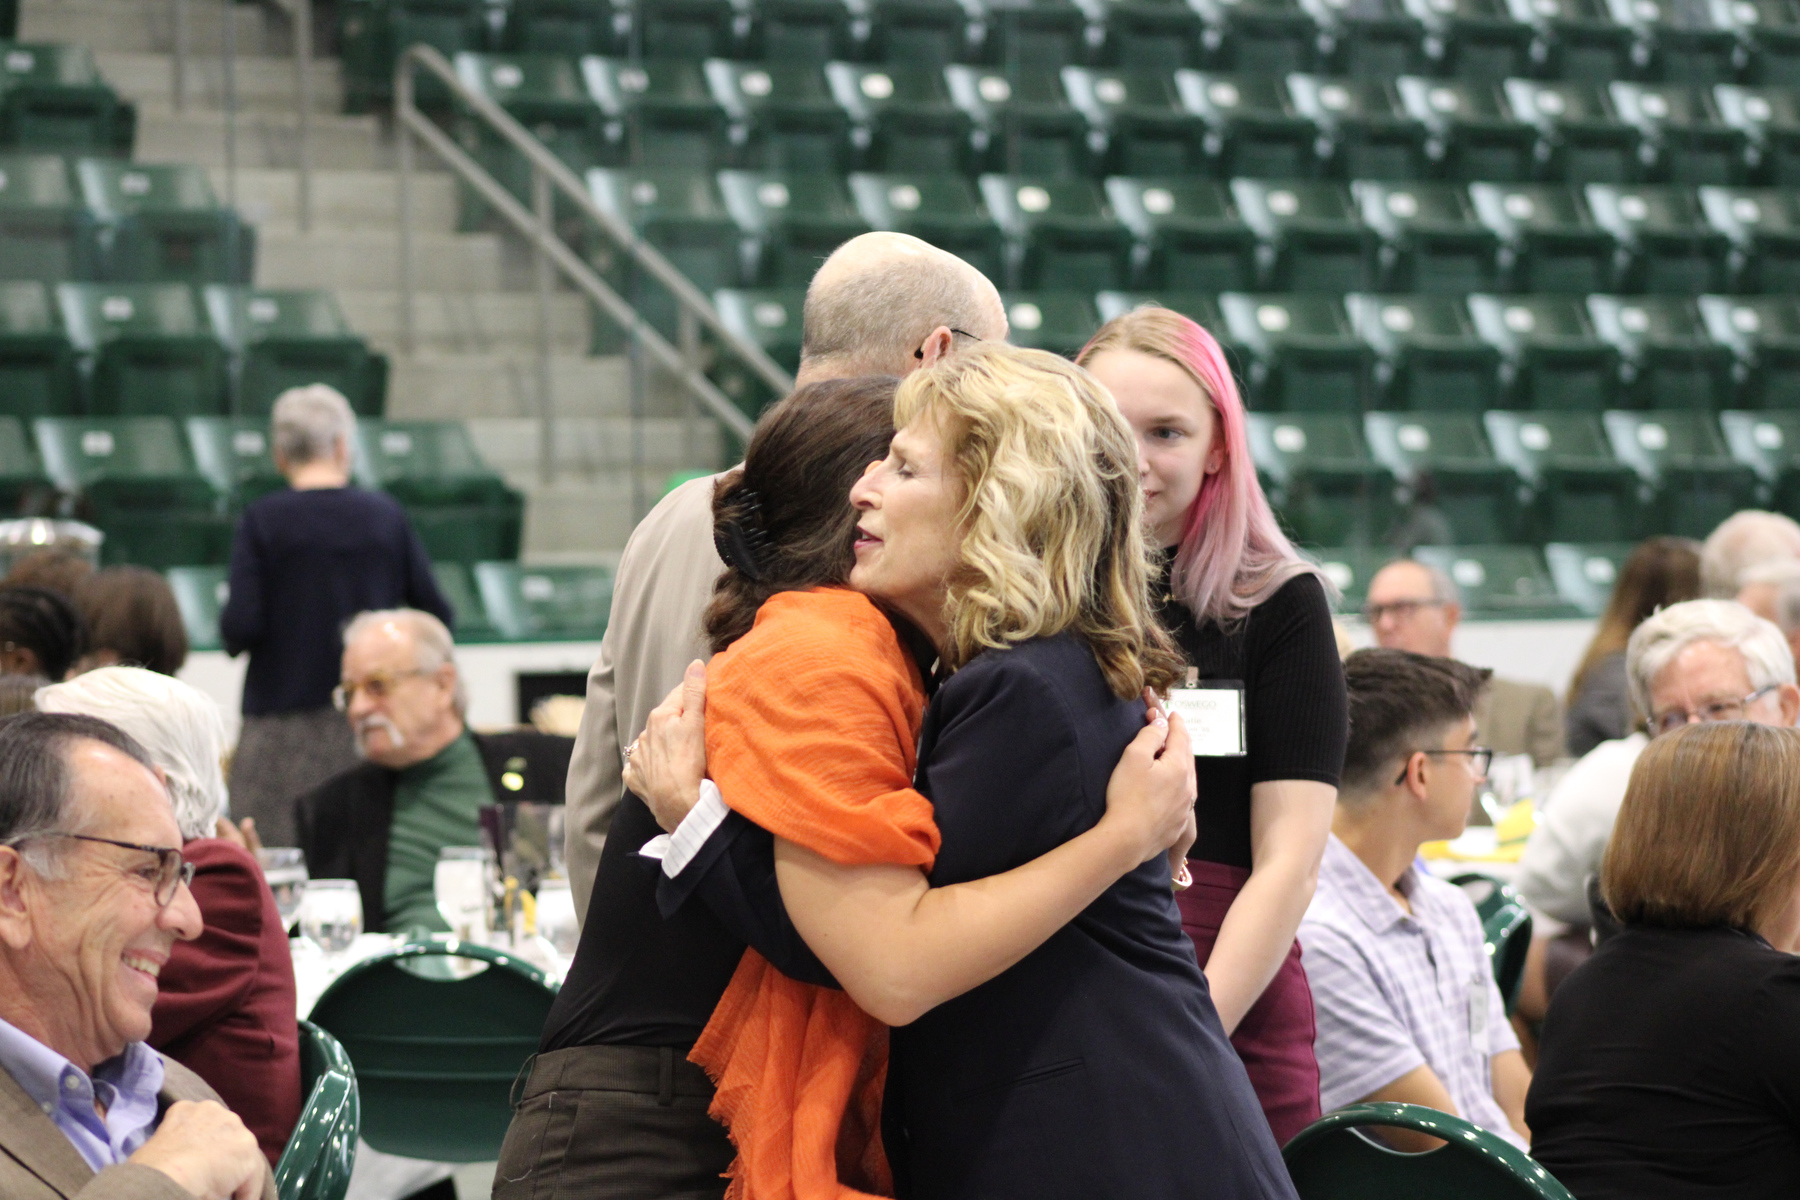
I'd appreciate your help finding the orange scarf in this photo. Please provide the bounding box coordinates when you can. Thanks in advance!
[690,589,939,1200]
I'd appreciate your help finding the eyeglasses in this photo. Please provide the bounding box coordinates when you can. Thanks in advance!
[1394,746,1494,786]
[913,328,983,360]
[6,833,194,906]
[332,669,429,712]
[1645,684,1780,737]
[1362,598,1447,624]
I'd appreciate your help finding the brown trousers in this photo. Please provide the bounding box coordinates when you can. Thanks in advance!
[493,1045,732,1200]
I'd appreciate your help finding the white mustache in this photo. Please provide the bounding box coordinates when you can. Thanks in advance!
[355,713,405,752]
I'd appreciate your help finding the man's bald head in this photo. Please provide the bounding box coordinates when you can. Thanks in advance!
[797,233,1007,384]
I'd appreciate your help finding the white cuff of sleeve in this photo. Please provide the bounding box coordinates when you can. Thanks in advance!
[642,780,729,878]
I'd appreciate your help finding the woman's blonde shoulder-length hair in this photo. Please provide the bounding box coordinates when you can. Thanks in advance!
[893,341,1184,700]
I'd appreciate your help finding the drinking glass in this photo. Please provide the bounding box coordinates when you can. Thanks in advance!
[301,880,363,958]
[535,877,579,960]
[255,847,309,931]
[435,846,493,943]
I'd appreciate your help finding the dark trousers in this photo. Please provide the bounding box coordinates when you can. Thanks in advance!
[493,1044,732,1200]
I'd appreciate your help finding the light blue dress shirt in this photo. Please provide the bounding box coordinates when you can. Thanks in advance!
[0,1015,165,1172]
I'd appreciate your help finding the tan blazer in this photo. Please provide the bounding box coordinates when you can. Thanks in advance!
[565,474,725,920]
[0,1051,277,1200]
[1473,675,1566,768]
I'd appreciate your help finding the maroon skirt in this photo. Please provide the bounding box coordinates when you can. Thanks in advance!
[1178,859,1321,1146]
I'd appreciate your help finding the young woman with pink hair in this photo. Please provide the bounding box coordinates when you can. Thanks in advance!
[1079,307,1348,1146]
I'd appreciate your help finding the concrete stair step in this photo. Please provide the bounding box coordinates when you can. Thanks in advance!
[515,475,698,559]
[216,168,457,235]
[98,52,343,114]
[22,0,284,57]
[136,107,388,171]
[339,290,591,356]
[255,228,503,292]
[389,352,621,419]
[469,417,722,477]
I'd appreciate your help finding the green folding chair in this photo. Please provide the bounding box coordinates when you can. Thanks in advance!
[0,154,98,285]
[1544,541,1636,615]
[1287,75,1431,184]
[1177,71,1321,180]
[164,564,228,652]
[274,1020,359,1200]
[1721,409,1800,520]
[352,420,523,564]
[431,561,501,642]
[184,415,286,510]
[1106,176,1259,293]
[1190,0,1324,75]
[1586,183,1732,294]
[946,64,1094,179]
[1394,77,1536,183]
[474,562,613,640]
[1285,1102,1575,1198]
[0,279,77,418]
[1413,544,1580,615]
[1716,83,1800,185]
[1307,544,1396,615]
[0,42,135,155]
[1450,872,1535,1014]
[202,287,386,418]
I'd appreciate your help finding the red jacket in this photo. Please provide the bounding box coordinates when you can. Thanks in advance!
[150,837,302,1165]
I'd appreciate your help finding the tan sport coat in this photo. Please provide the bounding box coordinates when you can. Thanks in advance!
[0,1050,277,1200]
[565,473,726,920]
[1473,675,1566,768]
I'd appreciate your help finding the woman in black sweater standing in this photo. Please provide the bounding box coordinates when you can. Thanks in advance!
[1079,306,1348,1146]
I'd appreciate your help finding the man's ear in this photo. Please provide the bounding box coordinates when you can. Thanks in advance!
[915,325,956,368]
[0,848,38,951]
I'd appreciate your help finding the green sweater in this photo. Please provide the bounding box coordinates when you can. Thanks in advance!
[382,730,488,934]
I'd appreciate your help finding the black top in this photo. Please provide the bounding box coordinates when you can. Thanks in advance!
[1527,924,1800,1200]
[885,634,1296,1200]
[1156,567,1347,868]
[220,486,453,716]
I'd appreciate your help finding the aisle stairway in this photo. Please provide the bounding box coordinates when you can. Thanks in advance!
[24,0,721,559]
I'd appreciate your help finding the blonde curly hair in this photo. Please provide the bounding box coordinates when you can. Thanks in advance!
[894,342,1182,700]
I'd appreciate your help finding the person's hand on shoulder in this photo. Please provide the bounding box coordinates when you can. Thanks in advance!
[1099,693,1198,883]
[128,1099,265,1200]
[623,660,710,833]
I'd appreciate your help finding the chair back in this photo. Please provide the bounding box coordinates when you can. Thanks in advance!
[274,1020,359,1200]
[307,940,557,1162]
[1449,872,1535,1014]
[1284,1102,1576,1199]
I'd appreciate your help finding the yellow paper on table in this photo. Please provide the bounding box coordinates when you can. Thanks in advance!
[1421,799,1538,863]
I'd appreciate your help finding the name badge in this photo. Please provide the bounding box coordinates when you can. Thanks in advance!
[1166,674,1245,757]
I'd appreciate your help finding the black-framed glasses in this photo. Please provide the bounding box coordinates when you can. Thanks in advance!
[914,328,982,360]
[1394,746,1494,786]
[7,833,194,906]
[1645,684,1780,737]
[332,668,430,712]
[1363,598,1448,624]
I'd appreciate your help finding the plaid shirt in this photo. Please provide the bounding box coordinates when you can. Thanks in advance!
[1300,835,1526,1149]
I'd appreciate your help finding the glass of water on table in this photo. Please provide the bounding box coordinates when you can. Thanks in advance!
[255,847,308,933]
[300,879,363,963]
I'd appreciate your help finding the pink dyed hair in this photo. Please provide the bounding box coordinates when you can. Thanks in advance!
[1078,305,1326,627]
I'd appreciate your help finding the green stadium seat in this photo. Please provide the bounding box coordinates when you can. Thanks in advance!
[1354,180,1502,293]
[77,161,250,286]
[1721,408,1800,518]
[1191,0,1325,74]
[1220,292,1375,411]
[431,560,501,640]
[1469,293,1620,410]
[1308,543,1394,613]
[1507,0,1635,82]
[1394,76,1534,183]
[1486,410,1643,541]
[0,154,97,284]
[753,0,865,60]
[1348,293,1502,411]
[1177,72,1321,179]
[1588,294,1734,410]
[1066,67,1210,176]
[452,54,610,217]
[1288,75,1430,182]
[1000,290,1102,357]
[1093,0,1208,69]
[352,421,523,564]
[1699,185,1800,291]
[1603,408,1761,538]
[1544,540,1636,614]
[339,0,493,112]
[33,416,228,567]
[1246,411,1400,544]
[1715,84,1800,185]
[946,65,1093,179]
[981,0,1095,70]
[1731,0,1800,87]
[1586,182,1731,293]
[0,42,134,155]
[1503,79,1643,184]
[1700,294,1800,407]
[1400,0,1535,80]
[57,283,228,418]
[183,416,285,510]
[0,415,51,515]
[1106,176,1258,291]
[1413,544,1581,615]
[865,0,985,66]
[202,287,385,418]
[710,286,805,414]
[849,172,1004,281]
[1364,411,1525,542]
[705,60,850,172]
[164,566,227,651]
[719,170,871,286]
[1233,179,1377,292]
[825,62,974,173]
[633,0,749,58]
[474,561,613,639]
[1605,0,1739,85]
[583,57,731,170]
[1611,82,1749,185]
[979,174,1134,289]
[585,167,741,344]
[1469,181,1620,293]
[1302,0,1429,78]
[499,0,626,54]
[0,281,77,418]
[1095,289,1251,374]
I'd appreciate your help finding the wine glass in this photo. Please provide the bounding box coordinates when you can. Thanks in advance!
[435,846,493,943]
[301,880,363,965]
[534,877,579,968]
[255,847,309,933]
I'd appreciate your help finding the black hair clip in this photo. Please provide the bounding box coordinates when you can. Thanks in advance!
[714,487,774,582]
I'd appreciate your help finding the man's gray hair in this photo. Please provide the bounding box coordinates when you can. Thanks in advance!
[800,235,999,378]
[0,712,160,878]
[1380,558,1462,606]
[35,667,228,841]
[343,608,466,717]
[1699,510,1800,598]
[272,384,357,466]
[1626,599,1796,723]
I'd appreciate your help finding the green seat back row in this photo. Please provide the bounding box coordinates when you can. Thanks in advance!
[0,42,134,156]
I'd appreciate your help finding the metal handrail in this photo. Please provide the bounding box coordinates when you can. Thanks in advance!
[394,44,781,459]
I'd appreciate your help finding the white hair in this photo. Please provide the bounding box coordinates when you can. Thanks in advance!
[272,384,356,466]
[1699,511,1800,598]
[342,608,465,717]
[34,667,228,840]
[1626,599,1797,723]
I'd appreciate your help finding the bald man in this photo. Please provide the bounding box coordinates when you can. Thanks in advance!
[564,233,1008,919]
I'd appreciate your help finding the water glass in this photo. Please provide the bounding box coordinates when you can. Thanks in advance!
[435,846,493,943]
[535,877,579,959]
[301,879,363,956]
[255,847,309,931]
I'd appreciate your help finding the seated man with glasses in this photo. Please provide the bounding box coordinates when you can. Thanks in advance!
[0,711,272,1200]
[295,609,572,935]
[1299,649,1533,1151]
